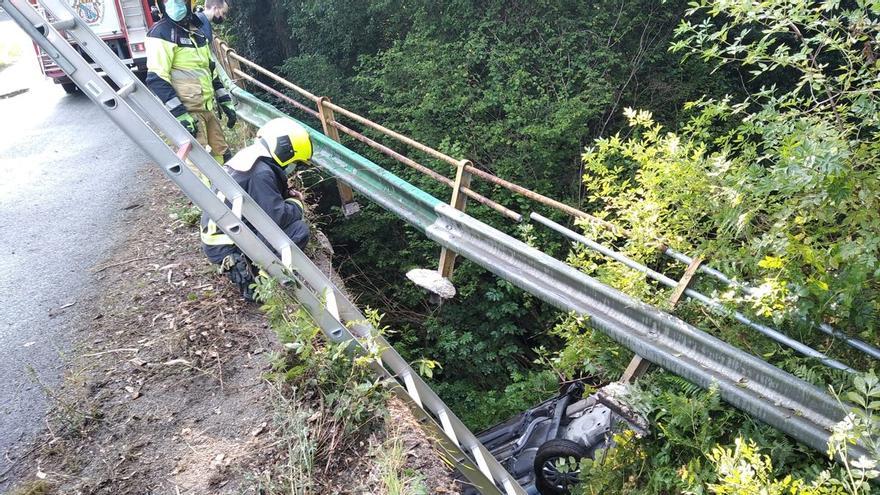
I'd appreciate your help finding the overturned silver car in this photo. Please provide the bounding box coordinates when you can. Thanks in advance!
[458,382,649,495]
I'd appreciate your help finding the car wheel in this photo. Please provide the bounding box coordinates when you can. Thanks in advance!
[534,438,589,495]
[61,82,79,94]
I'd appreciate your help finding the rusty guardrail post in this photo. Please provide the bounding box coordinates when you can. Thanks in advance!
[213,40,240,88]
[621,255,704,382]
[317,96,360,216]
[438,159,472,279]
[226,50,243,87]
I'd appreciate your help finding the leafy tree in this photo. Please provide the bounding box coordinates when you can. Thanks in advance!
[574,0,880,375]
[565,1,880,492]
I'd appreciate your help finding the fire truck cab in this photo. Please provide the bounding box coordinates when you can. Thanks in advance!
[31,0,156,93]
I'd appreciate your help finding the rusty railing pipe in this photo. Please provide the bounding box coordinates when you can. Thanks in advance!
[234,70,320,118]
[331,120,522,222]
[233,68,521,222]
[229,51,320,103]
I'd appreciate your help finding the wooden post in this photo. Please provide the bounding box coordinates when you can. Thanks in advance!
[620,256,704,383]
[317,96,359,216]
[438,159,473,279]
[228,53,243,87]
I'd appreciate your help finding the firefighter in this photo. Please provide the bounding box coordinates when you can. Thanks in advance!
[145,0,236,163]
[200,118,312,300]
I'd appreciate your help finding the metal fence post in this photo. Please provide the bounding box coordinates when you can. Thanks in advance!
[438,159,473,279]
[317,96,359,216]
[621,256,704,383]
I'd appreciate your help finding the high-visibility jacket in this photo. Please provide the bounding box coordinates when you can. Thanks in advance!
[200,155,309,264]
[144,16,230,117]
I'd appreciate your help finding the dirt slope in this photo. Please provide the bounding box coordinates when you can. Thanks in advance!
[4,167,458,494]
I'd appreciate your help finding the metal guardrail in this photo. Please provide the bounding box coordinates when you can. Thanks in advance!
[213,39,638,279]
[530,213,853,371]
[214,57,870,460]
[213,39,880,372]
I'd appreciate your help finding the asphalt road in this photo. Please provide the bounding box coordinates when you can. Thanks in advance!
[0,18,147,482]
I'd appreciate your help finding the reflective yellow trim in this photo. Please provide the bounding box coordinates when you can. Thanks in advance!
[200,220,234,246]
[284,197,304,211]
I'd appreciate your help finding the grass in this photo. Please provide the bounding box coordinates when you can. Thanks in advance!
[26,365,100,439]
[375,435,429,495]
[246,381,317,495]
[223,117,256,152]
[8,480,53,495]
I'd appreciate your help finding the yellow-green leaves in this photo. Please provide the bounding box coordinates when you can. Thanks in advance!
[757,256,785,270]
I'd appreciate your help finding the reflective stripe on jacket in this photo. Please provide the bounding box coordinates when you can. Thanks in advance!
[145,16,228,116]
[200,187,234,246]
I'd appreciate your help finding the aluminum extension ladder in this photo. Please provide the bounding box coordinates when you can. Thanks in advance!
[1,1,525,493]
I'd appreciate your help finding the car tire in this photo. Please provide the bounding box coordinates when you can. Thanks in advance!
[534,438,589,495]
[61,82,79,94]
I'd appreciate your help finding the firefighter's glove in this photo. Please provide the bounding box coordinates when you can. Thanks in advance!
[224,253,256,302]
[220,99,237,129]
[177,113,198,137]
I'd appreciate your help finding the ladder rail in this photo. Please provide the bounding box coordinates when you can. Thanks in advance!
[5,0,524,493]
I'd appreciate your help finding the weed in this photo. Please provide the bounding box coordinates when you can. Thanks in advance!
[249,275,391,489]
[168,200,201,227]
[827,371,880,494]
[255,276,389,428]
[374,435,429,495]
[26,366,100,439]
[8,480,53,495]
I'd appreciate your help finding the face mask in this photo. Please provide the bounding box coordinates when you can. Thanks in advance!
[165,0,188,22]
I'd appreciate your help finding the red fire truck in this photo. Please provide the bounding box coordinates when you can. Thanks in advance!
[31,0,156,93]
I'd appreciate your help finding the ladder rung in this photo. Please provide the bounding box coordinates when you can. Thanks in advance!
[470,445,493,481]
[281,244,293,270]
[116,80,137,98]
[403,372,423,408]
[231,195,243,219]
[51,17,76,30]
[324,287,340,321]
[175,141,192,160]
[437,408,460,447]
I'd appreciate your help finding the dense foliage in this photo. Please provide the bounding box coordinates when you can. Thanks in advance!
[578,0,880,364]
[226,0,735,429]
[223,0,879,492]
[563,1,880,492]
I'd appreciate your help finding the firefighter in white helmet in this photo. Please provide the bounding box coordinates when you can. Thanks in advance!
[200,118,312,300]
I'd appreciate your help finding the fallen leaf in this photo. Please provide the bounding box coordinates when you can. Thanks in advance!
[251,421,268,437]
